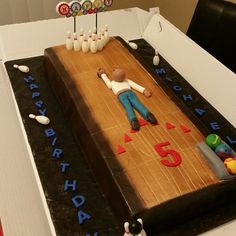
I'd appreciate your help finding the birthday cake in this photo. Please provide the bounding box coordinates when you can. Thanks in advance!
[5,36,236,236]
[4,1,236,235]
[43,33,236,233]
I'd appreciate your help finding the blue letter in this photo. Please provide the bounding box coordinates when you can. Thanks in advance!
[78,210,91,225]
[195,108,206,116]
[60,162,70,173]
[164,77,172,82]
[44,128,56,137]
[51,137,57,146]
[35,100,44,108]
[72,195,86,208]
[29,83,39,90]
[32,92,40,99]
[155,68,166,75]
[183,94,193,101]
[38,109,47,116]
[210,122,220,131]
[226,136,236,145]
[173,85,182,92]
[64,180,77,191]
[85,233,99,236]
[52,148,63,158]
[24,75,34,83]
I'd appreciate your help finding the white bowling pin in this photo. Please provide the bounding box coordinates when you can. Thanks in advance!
[153,49,160,66]
[29,114,50,125]
[88,30,92,48]
[73,33,80,51]
[79,28,84,36]
[104,24,110,44]
[92,27,97,39]
[128,42,138,50]
[97,33,104,51]
[66,31,73,50]
[13,64,30,73]
[78,31,84,50]
[124,222,130,236]
[78,28,84,43]
[90,35,98,53]
[82,35,89,53]
[101,28,106,47]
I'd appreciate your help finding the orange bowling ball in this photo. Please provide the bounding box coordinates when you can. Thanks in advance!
[224,158,236,174]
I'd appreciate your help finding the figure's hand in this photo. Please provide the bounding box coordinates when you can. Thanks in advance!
[143,89,152,97]
[97,68,106,78]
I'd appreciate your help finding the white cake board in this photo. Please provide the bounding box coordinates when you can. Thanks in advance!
[0,6,236,236]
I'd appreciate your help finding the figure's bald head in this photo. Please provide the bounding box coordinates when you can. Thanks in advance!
[112,68,126,82]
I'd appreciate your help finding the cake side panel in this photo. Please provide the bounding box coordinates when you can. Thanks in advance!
[44,48,144,223]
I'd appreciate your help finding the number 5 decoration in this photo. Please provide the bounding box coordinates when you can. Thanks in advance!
[154,142,182,167]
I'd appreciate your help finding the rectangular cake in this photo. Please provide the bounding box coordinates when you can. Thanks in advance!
[44,37,234,231]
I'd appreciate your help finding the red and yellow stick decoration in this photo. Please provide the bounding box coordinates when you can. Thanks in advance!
[56,0,113,32]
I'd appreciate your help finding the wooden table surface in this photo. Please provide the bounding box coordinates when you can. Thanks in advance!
[46,38,219,218]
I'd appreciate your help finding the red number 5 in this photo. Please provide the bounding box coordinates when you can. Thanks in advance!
[154,142,182,167]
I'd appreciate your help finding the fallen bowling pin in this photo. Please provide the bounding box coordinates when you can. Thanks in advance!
[13,64,30,73]
[128,42,138,50]
[29,114,50,125]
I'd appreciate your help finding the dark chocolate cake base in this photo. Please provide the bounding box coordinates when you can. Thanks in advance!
[4,38,236,235]
[5,57,120,236]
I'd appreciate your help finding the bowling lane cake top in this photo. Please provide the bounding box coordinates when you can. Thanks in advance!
[45,37,219,223]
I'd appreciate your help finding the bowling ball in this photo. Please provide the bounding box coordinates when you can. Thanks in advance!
[215,143,234,160]
[206,134,221,149]
[224,158,236,174]
[129,219,142,235]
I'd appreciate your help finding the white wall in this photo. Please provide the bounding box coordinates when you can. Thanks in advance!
[0,0,59,25]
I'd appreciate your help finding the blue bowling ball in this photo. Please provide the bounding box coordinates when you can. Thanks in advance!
[215,143,234,160]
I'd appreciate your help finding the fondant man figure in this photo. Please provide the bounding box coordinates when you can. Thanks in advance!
[124,218,147,236]
[97,68,157,130]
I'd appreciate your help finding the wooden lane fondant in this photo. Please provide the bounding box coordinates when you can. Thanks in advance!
[45,38,220,229]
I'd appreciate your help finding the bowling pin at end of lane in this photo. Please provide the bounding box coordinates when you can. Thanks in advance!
[97,33,104,51]
[104,24,110,44]
[90,35,98,53]
[82,35,89,53]
[88,30,92,48]
[66,31,73,50]
[101,28,106,47]
[73,33,81,51]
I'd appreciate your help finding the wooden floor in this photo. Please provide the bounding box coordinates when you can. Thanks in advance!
[50,38,219,212]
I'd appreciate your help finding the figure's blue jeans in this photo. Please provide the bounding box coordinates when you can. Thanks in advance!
[118,90,149,123]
